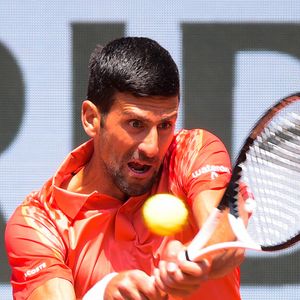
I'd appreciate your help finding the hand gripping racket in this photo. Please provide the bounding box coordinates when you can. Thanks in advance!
[184,93,300,262]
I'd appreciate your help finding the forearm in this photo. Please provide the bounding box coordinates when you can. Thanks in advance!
[191,189,244,278]
[192,189,236,245]
[27,278,76,300]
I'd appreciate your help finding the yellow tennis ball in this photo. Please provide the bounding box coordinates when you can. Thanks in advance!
[142,194,188,236]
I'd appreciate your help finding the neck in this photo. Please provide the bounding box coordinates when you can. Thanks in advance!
[63,155,126,201]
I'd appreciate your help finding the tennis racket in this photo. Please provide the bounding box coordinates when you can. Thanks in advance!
[184,93,300,262]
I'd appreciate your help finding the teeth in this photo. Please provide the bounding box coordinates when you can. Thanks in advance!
[129,163,150,173]
[133,168,145,173]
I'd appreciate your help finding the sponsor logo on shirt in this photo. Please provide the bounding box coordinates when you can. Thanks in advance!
[24,262,46,278]
[192,165,230,180]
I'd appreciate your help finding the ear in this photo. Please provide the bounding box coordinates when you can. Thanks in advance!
[81,100,101,137]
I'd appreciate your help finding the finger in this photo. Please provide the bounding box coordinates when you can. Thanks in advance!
[154,267,186,296]
[233,248,246,263]
[135,274,167,300]
[118,283,145,300]
[157,260,200,293]
[153,267,166,292]
[119,288,150,300]
[178,257,211,278]
[155,271,199,298]
[225,248,245,267]
[153,270,171,298]
[158,260,177,288]
[212,248,245,267]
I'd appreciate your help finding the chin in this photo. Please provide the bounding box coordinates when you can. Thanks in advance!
[115,171,159,197]
[122,186,150,197]
[119,180,154,197]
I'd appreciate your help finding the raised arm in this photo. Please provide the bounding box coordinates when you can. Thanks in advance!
[191,189,245,279]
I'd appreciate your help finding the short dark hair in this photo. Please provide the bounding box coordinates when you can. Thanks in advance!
[87,37,180,114]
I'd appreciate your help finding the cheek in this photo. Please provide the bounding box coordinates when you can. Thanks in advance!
[159,135,174,157]
[97,131,116,161]
[101,131,135,161]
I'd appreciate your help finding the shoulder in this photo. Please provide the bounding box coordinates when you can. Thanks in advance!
[161,129,230,199]
[169,128,227,155]
[7,178,53,225]
[5,178,64,255]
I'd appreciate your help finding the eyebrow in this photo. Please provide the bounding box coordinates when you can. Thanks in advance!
[122,111,178,122]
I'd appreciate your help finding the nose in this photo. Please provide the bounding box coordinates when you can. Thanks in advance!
[138,127,159,159]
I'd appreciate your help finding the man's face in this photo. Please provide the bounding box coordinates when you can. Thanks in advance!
[95,92,179,198]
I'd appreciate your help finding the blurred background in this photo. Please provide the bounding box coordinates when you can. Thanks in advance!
[1,1,300,299]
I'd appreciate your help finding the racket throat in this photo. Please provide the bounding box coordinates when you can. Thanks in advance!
[227,214,260,249]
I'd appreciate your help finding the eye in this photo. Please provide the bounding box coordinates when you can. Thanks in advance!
[158,121,173,130]
[129,120,143,128]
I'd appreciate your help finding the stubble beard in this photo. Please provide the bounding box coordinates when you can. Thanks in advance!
[106,161,159,197]
[98,122,159,197]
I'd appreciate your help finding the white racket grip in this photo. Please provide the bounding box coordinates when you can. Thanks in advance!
[183,207,223,261]
[185,240,262,261]
[185,215,261,261]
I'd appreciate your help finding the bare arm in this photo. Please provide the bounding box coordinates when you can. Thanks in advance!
[192,188,236,243]
[102,270,166,300]
[192,189,245,278]
[27,278,76,300]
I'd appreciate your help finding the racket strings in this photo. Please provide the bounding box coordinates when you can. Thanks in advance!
[259,122,300,166]
[238,111,300,249]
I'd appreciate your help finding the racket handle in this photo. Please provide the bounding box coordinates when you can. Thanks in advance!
[184,215,260,261]
[186,241,262,261]
[184,207,223,261]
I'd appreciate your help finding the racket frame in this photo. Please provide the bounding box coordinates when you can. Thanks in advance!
[183,93,300,261]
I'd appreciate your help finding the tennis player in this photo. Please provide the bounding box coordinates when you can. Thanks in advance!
[5,37,244,299]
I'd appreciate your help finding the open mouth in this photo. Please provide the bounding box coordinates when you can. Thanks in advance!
[128,162,151,174]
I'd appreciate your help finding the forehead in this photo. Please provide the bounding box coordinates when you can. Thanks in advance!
[111,92,179,118]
